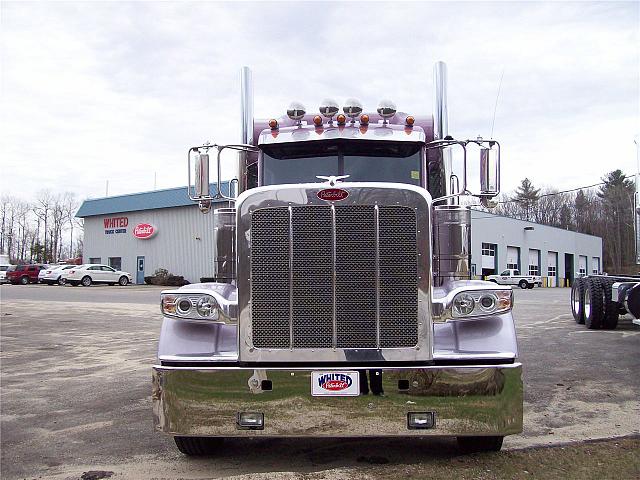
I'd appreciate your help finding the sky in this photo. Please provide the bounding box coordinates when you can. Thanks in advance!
[1,1,638,203]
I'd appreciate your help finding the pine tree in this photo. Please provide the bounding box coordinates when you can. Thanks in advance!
[597,170,634,271]
[513,178,540,221]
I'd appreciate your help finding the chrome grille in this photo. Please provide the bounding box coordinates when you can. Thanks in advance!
[250,205,418,349]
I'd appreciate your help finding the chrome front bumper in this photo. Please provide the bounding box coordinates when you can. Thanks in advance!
[152,363,522,437]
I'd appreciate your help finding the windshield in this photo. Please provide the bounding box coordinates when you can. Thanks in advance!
[262,140,422,186]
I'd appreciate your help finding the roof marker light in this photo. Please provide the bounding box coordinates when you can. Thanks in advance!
[405,115,415,126]
[336,113,346,125]
[377,99,397,124]
[313,115,323,127]
[319,99,339,121]
[360,114,369,125]
[268,119,278,129]
[343,98,363,122]
[286,101,306,124]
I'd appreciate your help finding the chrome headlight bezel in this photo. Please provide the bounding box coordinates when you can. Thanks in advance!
[161,293,220,322]
[450,289,513,319]
[433,284,513,321]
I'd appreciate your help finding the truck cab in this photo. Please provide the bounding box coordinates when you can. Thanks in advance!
[152,63,523,455]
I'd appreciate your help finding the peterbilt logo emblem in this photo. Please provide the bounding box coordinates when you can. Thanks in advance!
[133,223,157,239]
[317,188,349,201]
[317,373,353,391]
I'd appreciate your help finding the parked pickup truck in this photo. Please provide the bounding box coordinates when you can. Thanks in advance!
[487,269,541,289]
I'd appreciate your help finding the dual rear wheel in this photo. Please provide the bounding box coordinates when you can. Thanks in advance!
[571,277,618,329]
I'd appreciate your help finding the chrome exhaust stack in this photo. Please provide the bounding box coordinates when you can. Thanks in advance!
[432,62,471,284]
[239,66,254,195]
[433,61,454,200]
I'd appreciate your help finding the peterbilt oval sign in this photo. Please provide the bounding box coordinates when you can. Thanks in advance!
[133,223,157,239]
[317,188,349,201]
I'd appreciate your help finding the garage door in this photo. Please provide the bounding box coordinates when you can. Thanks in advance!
[578,255,587,276]
[592,257,600,274]
[578,255,587,277]
[506,246,520,273]
[547,251,558,287]
[528,249,540,276]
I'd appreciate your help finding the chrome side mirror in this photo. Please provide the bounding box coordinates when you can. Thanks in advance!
[480,146,500,196]
[194,152,210,198]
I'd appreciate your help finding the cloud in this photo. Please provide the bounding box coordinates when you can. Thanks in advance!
[1,1,638,203]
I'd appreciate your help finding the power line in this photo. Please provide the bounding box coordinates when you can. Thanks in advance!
[490,68,504,139]
[498,174,633,204]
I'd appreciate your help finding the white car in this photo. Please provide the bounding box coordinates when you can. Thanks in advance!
[39,264,77,285]
[0,264,13,284]
[64,264,133,287]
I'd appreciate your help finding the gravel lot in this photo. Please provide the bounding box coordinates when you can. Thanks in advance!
[1,284,639,479]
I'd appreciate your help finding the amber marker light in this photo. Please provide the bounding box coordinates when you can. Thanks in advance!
[268,119,278,129]
[336,113,346,125]
[405,115,415,126]
[313,115,323,126]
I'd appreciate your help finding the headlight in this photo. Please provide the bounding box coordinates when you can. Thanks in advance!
[161,293,219,321]
[453,293,475,316]
[196,296,215,317]
[451,289,512,318]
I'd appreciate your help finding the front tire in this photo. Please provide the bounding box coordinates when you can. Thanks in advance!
[174,436,224,456]
[518,280,528,289]
[457,436,504,453]
[58,277,66,285]
[118,276,129,286]
[20,276,29,285]
[81,276,92,287]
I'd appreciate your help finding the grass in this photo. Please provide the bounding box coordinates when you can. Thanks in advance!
[368,437,640,480]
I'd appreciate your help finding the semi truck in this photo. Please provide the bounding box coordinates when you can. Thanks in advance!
[152,62,523,455]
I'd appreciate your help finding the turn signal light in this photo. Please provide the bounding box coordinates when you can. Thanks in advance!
[268,119,278,129]
[161,294,177,315]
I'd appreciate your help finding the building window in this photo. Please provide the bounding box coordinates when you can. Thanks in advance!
[506,263,519,272]
[89,257,101,264]
[548,265,557,277]
[529,265,539,276]
[579,267,586,276]
[108,257,122,271]
[482,243,496,256]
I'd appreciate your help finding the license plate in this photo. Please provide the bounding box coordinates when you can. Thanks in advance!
[311,371,360,396]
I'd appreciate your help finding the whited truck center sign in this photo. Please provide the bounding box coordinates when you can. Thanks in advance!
[103,216,128,235]
[103,217,157,239]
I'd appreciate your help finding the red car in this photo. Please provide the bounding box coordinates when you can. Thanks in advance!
[6,264,48,285]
